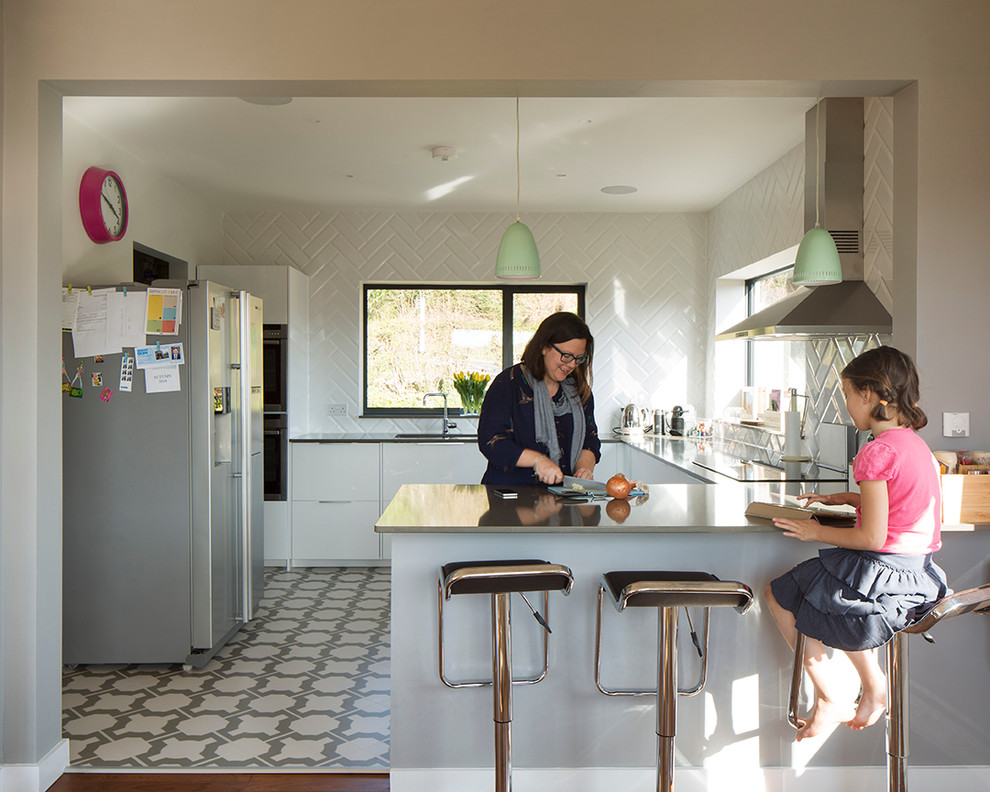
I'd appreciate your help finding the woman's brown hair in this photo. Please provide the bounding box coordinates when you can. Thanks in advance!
[521,312,594,403]
[841,346,928,430]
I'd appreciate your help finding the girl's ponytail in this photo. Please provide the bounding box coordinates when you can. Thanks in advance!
[841,346,928,431]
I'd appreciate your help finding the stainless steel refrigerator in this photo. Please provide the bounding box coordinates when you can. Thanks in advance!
[62,279,264,666]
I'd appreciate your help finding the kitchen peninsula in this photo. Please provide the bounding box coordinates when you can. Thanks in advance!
[377,482,990,792]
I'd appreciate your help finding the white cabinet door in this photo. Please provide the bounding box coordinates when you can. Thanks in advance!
[628,446,709,484]
[291,500,382,562]
[195,265,290,324]
[381,442,487,505]
[290,442,382,565]
[380,441,487,559]
[595,441,628,479]
[292,443,380,502]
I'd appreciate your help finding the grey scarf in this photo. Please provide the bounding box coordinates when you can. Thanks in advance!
[523,366,586,473]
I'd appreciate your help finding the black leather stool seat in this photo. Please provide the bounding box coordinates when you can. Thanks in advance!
[602,570,754,611]
[442,559,574,596]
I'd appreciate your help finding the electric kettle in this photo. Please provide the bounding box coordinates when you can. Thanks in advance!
[620,404,648,433]
[668,405,685,436]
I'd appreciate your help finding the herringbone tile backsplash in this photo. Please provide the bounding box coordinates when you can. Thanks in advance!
[223,101,892,458]
[223,211,708,435]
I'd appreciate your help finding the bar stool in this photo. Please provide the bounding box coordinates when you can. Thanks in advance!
[787,582,990,792]
[595,570,754,792]
[438,559,574,792]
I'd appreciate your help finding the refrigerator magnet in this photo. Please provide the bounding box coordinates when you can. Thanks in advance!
[91,372,103,387]
[100,387,113,403]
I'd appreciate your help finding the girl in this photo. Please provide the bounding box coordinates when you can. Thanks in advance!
[766,346,948,740]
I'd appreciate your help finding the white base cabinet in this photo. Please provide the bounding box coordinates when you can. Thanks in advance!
[290,443,382,565]
[263,501,288,564]
[380,441,488,559]
[291,500,382,562]
[287,439,664,565]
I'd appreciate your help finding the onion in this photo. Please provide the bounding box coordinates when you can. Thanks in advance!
[606,497,631,523]
[606,473,633,499]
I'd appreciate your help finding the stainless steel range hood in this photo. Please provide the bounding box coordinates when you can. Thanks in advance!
[716,98,892,341]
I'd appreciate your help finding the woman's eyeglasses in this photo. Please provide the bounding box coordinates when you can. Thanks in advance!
[550,342,589,365]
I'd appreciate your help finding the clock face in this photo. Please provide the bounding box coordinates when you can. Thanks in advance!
[100,174,127,238]
[79,166,128,243]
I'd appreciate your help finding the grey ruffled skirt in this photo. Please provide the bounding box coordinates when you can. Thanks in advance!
[770,548,950,651]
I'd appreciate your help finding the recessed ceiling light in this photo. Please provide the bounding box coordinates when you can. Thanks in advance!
[239,96,293,106]
[601,185,638,195]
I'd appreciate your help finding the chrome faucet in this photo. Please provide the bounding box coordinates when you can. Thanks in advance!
[423,392,457,436]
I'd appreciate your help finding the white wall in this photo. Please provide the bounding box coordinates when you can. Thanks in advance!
[62,114,224,286]
[222,210,708,435]
[3,0,990,777]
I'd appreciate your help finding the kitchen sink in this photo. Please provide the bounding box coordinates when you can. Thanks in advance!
[393,433,477,440]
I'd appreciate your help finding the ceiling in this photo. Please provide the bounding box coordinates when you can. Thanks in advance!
[64,95,817,215]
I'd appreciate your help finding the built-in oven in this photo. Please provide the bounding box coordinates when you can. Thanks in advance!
[262,324,287,414]
[263,414,287,501]
[262,323,288,501]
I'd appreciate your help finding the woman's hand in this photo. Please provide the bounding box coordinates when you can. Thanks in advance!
[773,517,822,542]
[533,454,564,485]
[573,449,597,482]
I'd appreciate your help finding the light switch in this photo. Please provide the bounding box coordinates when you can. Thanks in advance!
[942,412,970,438]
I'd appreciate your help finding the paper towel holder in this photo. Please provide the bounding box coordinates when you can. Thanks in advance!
[780,389,811,463]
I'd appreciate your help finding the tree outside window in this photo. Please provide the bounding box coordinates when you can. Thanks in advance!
[364,285,583,415]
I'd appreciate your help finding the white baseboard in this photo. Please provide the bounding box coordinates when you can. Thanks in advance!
[390,765,990,792]
[0,740,70,792]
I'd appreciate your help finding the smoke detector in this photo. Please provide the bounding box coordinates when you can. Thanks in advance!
[431,146,458,162]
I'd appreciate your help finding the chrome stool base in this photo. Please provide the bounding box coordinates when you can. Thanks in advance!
[438,559,574,792]
[787,582,990,792]
[595,571,753,792]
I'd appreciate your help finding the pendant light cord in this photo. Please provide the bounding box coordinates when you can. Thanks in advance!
[514,97,521,222]
[814,96,821,229]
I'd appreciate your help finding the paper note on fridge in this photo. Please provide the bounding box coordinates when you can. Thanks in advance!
[134,343,184,368]
[107,289,148,350]
[71,288,119,358]
[144,366,181,393]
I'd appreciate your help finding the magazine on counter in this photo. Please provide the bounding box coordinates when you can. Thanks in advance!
[745,501,857,528]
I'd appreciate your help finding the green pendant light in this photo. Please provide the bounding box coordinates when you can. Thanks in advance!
[793,97,842,286]
[495,98,541,279]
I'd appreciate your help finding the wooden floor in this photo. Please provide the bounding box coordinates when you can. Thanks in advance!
[49,774,389,792]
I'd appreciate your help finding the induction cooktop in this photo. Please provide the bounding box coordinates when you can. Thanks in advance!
[692,457,847,483]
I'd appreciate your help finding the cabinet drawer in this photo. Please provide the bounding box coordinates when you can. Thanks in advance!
[292,443,380,501]
[291,500,381,561]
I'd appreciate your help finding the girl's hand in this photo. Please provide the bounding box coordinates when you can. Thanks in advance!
[796,491,861,508]
[773,517,822,542]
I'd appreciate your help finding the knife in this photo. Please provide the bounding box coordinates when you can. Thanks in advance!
[561,475,608,493]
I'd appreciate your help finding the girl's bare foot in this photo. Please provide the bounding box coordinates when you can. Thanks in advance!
[796,698,858,741]
[848,688,886,730]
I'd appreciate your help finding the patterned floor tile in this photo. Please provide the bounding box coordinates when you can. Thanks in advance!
[63,567,390,770]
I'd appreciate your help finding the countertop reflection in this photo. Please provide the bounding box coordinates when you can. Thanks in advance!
[376,482,786,534]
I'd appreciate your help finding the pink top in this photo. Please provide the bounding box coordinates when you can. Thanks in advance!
[853,427,942,554]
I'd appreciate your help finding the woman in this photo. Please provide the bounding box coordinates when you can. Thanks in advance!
[478,311,601,485]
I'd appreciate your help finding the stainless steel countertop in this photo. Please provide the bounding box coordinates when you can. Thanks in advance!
[376,481,786,533]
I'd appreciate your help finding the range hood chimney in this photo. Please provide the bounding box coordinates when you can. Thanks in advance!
[716,98,892,341]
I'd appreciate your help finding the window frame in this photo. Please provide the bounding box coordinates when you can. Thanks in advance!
[362,283,585,417]
[744,265,794,387]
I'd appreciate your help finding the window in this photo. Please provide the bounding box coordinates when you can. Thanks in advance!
[746,267,805,407]
[363,284,584,415]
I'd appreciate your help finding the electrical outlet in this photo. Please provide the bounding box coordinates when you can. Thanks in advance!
[942,412,970,438]
[328,403,347,417]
